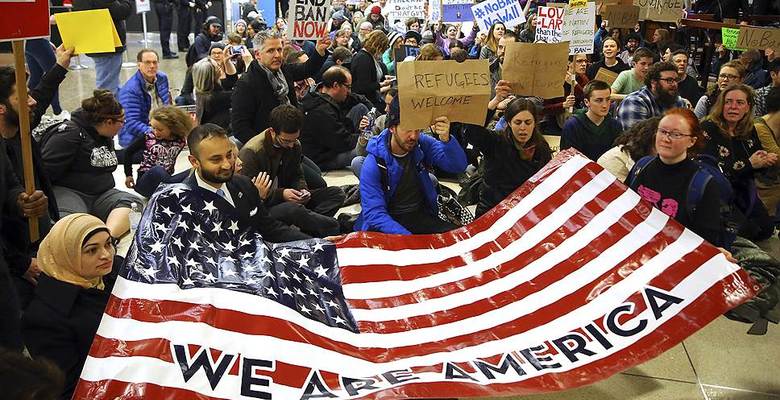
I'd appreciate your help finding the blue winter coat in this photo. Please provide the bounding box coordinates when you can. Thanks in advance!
[354,129,467,234]
[117,70,171,147]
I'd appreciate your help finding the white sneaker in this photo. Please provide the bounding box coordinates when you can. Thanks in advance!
[54,110,70,120]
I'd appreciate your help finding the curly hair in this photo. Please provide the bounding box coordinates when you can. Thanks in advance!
[150,106,193,140]
[362,30,389,57]
[614,116,661,161]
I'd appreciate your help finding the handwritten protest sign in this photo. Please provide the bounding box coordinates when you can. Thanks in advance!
[471,0,526,32]
[429,0,442,21]
[536,6,566,43]
[602,4,639,28]
[442,0,474,23]
[398,60,491,130]
[287,0,332,40]
[595,67,619,85]
[561,1,595,54]
[502,41,569,99]
[55,9,122,53]
[634,0,683,23]
[721,27,746,51]
[386,0,425,21]
[737,26,780,51]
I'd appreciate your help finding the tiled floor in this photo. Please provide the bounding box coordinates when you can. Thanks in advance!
[54,34,780,400]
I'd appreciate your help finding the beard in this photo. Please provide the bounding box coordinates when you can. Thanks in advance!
[200,166,234,184]
[656,87,678,107]
[1,100,27,128]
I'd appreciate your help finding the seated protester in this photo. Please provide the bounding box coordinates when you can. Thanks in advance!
[22,213,119,399]
[316,47,353,82]
[694,60,745,118]
[300,66,372,171]
[464,82,552,217]
[117,49,171,148]
[351,30,393,111]
[518,13,536,43]
[755,87,780,219]
[540,53,589,135]
[618,33,641,66]
[754,59,780,117]
[191,16,224,65]
[479,22,506,62]
[284,49,316,103]
[611,47,654,102]
[351,88,397,178]
[561,80,623,161]
[616,61,687,131]
[586,37,629,80]
[185,123,311,242]
[740,49,769,90]
[0,349,65,400]
[238,105,344,238]
[701,84,778,241]
[598,116,660,181]
[670,49,704,106]
[354,96,468,234]
[225,32,253,73]
[625,109,726,249]
[404,30,422,48]
[191,44,239,129]
[365,6,385,30]
[382,31,403,75]
[434,22,478,58]
[122,106,192,197]
[40,90,142,238]
[489,31,516,95]
[416,43,444,61]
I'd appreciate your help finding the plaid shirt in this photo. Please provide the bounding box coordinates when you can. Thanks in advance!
[616,86,687,131]
[754,85,774,117]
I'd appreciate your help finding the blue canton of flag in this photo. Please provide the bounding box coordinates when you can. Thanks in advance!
[122,183,358,332]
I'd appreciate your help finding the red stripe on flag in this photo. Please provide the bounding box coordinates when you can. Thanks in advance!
[73,379,229,400]
[337,162,604,252]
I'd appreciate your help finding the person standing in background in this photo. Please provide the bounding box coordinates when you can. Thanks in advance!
[153,0,179,59]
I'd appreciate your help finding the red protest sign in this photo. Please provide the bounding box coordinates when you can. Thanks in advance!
[0,0,50,42]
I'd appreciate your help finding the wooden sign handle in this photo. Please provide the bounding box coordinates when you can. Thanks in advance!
[11,40,40,243]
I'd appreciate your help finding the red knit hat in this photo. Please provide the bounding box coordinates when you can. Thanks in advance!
[370,5,382,15]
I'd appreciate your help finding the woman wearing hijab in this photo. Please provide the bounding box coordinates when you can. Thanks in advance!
[23,214,118,400]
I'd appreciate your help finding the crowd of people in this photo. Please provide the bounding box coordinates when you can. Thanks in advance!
[1,0,780,397]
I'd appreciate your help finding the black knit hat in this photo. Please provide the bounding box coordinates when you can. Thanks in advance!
[386,95,400,128]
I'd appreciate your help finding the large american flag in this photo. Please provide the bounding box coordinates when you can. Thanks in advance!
[74,150,757,399]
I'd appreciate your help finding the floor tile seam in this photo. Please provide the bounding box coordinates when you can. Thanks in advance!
[700,383,780,398]
[681,341,710,400]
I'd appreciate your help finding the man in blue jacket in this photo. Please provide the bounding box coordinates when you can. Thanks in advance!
[117,49,172,148]
[355,96,467,235]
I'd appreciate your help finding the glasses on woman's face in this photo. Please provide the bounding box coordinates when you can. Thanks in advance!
[718,73,739,81]
[657,128,692,140]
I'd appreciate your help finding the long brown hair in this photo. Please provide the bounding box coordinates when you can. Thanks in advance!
[502,98,551,158]
[706,83,756,138]
[362,30,389,57]
[484,22,505,53]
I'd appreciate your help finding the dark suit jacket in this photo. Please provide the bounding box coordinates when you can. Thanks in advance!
[183,173,310,243]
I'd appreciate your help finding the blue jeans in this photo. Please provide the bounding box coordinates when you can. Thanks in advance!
[91,52,123,95]
[25,39,61,114]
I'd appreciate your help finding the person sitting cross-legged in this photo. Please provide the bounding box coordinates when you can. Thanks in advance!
[354,96,468,234]
[238,105,344,238]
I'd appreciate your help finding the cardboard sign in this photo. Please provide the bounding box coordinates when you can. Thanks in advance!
[386,0,425,21]
[721,27,746,51]
[562,1,595,54]
[394,45,421,62]
[135,0,151,13]
[0,0,50,41]
[287,0,332,40]
[55,9,122,53]
[634,0,683,23]
[442,0,473,22]
[536,6,566,43]
[471,0,526,33]
[602,4,639,28]
[737,26,780,51]
[502,41,570,99]
[398,59,492,130]
[594,67,619,85]
[429,0,442,21]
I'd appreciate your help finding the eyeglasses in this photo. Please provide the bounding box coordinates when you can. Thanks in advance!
[718,73,740,80]
[657,128,692,140]
[658,77,679,85]
[341,82,352,89]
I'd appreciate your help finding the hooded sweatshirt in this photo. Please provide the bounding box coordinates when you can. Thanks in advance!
[560,109,623,161]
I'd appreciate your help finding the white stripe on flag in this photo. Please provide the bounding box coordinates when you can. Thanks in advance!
[349,189,642,321]
[336,156,594,267]
[342,169,619,299]
[89,252,738,380]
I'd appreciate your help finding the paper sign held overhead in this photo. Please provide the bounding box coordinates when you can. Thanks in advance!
[55,9,122,53]
[721,27,746,51]
[287,0,332,40]
[502,41,570,99]
[471,0,526,33]
[398,59,492,130]
[536,6,566,43]
[0,0,50,42]
[736,26,780,51]
[441,0,474,23]
[386,0,425,21]
[602,4,640,28]
[561,1,595,55]
[429,0,442,21]
[634,0,683,23]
